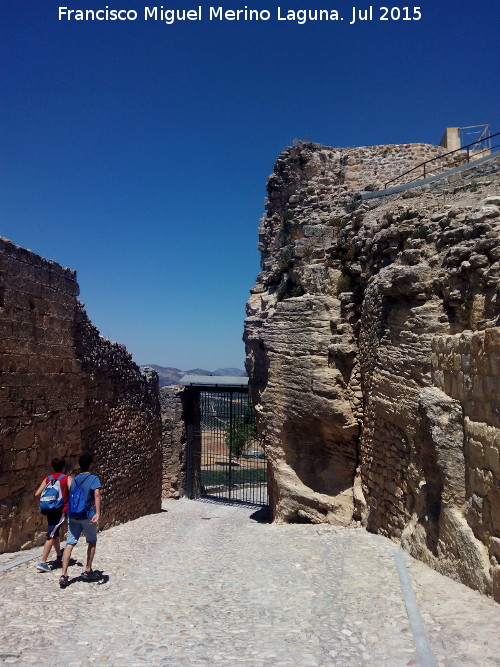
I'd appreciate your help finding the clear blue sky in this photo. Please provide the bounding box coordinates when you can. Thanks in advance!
[1,1,498,369]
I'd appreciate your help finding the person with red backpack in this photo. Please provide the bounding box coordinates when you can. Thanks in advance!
[34,457,72,572]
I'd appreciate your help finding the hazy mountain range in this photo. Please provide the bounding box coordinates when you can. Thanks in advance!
[141,365,247,387]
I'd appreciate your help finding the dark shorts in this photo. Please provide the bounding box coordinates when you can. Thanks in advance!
[45,509,65,539]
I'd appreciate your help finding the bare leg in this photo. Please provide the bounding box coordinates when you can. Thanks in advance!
[61,544,74,577]
[40,538,54,563]
[53,537,62,558]
[85,542,96,571]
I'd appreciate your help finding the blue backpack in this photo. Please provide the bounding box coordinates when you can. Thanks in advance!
[67,475,95,518]
[39,475,65,514]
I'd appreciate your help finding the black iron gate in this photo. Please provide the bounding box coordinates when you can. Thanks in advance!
[185,387,268,506]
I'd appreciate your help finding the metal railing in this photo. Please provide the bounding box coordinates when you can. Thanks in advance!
[385,132,500,189]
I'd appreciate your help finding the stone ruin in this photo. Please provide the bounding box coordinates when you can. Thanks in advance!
[160,385,187,499]
[244,141,500,601]
[0,238,162,551]
[2,139,499,606]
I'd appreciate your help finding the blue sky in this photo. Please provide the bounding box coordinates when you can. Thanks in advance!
[1,1,498,369]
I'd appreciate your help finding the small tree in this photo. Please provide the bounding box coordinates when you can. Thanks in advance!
[225,404,257,459]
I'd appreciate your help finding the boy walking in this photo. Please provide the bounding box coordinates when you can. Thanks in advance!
[59,453,101,588]
[34,457,71,572]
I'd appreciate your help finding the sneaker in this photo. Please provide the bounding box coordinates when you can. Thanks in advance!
[37,562,51,573]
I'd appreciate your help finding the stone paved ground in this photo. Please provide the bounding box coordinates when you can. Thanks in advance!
[0,498,499,666]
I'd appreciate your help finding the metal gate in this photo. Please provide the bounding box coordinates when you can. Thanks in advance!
[185,386,268,506]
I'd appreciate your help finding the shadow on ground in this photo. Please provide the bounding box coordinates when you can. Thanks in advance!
[249,506,270,522]
[62,570,109,587]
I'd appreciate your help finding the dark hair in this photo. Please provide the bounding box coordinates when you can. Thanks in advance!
[52,457,65,473]
[78,453,93,472]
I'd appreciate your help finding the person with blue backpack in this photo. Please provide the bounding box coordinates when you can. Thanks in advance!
[59,452,101,589]
[34,457,71,572]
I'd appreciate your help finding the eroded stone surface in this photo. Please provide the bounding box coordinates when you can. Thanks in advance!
[244,142,500,600]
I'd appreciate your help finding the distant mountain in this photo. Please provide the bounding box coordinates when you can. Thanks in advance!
[212,368,247,377]
[142,366,184,386]
[141,365,246,388]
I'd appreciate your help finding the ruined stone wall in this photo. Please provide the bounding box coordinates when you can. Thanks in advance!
[245,141,500,600]
[342,143,464,191]
[262,143,458,234]
[74,307,162,530]
[160,385,186,499]
[354,164,500,599]
[430,328,500,599]
[0,239,162,551]
[0,239,84,550]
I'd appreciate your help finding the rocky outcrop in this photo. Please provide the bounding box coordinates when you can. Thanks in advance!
[244,141,500,600]
[0,239,162,551]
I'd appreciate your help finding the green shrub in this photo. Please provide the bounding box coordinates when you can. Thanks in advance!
[328,216,348,231]
[400,209,418,221]
[278,248,294,271]
[410,225,429,239]
[345,198,360,213]
[279,217,303,244]
[336,274,352,293]
[288,221,303,240]
[344,244,357,262]
[352,212,364,229]
[289,284,305,298]
[301,245,314,260]
[277,278,305,302]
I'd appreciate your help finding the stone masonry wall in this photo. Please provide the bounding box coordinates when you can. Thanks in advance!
[342,143,464,191]
[160,385,187,499]
[0,239,84,550]
[0,238,162,551]
[263,143,460,237]
[431,328,500,600]
[245,141,500,601]
[75,307,162,531]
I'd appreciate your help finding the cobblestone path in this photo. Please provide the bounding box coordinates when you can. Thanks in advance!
[1,499,499,666]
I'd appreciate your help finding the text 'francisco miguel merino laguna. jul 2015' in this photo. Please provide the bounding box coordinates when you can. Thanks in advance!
[57,5,424,26]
